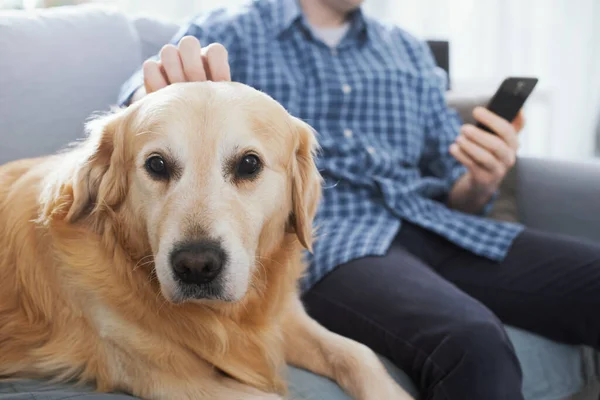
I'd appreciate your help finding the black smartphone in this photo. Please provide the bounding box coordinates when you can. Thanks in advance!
[476,77,538,133]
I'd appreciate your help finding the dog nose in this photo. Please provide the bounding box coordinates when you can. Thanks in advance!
[170,240,226,286]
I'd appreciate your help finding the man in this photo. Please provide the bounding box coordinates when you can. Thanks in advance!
[118,0,600,399]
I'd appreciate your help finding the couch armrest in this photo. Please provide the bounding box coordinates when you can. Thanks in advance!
[516,157,600,242]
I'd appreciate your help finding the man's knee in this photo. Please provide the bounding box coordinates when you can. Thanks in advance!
[423,316,523,399]
[445,318,517,365]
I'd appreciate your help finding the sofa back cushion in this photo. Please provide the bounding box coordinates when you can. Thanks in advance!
[132,16,178,62]
[0,5,142,164]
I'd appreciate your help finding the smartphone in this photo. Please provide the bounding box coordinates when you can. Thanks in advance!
[476,77,538,133]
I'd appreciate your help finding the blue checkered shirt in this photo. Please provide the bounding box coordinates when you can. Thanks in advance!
[119,0,524,291]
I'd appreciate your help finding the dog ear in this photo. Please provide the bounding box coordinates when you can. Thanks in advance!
[68,112,130,223]
[40,110,130,226]
[288,117,322,252]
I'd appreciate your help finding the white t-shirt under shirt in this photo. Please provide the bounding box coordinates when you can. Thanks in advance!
[308,22,350,48]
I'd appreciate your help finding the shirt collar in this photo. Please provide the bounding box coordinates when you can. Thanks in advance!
[273,0,303,36]
[273,0,370,41]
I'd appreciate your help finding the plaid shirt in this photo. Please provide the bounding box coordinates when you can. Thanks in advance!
[119,0,524,291]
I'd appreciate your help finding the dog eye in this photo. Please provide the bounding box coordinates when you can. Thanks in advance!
[235,154,261,179]
[145,155,169,179]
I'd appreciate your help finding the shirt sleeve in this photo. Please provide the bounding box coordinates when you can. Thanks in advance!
[418,52,467,189]
[117,9,242,106]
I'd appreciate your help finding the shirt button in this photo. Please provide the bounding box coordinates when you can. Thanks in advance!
[331,48,338,56]
[342,84,352,94]
[366,146,376,155]
[343,129,353,138]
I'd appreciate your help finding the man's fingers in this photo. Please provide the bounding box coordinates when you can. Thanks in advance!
[456,135,504,175]
[201,43,231,82]
[449,143,475,169]
[143,60,167,94]
[159,44,186,84]
[143,39,230,97]
[462,125,516,168]
[178,36,207,81]
[473,106,519,150]
[512,109,526,132]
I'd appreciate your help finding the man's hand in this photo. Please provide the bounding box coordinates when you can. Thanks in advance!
[448,107,525,213]
[131,36,231,103]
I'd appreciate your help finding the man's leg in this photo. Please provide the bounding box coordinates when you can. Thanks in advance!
[404,225,600,348]
[303,241,524,400]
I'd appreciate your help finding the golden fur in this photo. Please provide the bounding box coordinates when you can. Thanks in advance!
[0,82,412,399]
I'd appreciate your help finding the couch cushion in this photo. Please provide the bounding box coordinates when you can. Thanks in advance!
[132,16,178,61]
[508,327,598,399]
[0,5,142,165]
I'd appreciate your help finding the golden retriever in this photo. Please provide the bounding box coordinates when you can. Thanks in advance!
[0,82,412,400]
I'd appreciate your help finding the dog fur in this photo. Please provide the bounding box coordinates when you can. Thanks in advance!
[0,82,412,399]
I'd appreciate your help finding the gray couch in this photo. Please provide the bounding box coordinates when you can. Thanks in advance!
[2,5,600,400]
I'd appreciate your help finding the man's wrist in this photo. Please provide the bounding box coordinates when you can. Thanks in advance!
[463,174,498,202]
[449,173,497,214]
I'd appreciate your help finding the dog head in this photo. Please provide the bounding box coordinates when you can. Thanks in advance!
[43,82,321,304]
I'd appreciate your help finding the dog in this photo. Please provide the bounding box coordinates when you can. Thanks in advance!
[0,82,413,400]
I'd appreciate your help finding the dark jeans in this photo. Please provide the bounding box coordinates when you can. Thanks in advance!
[303,222,600,400]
